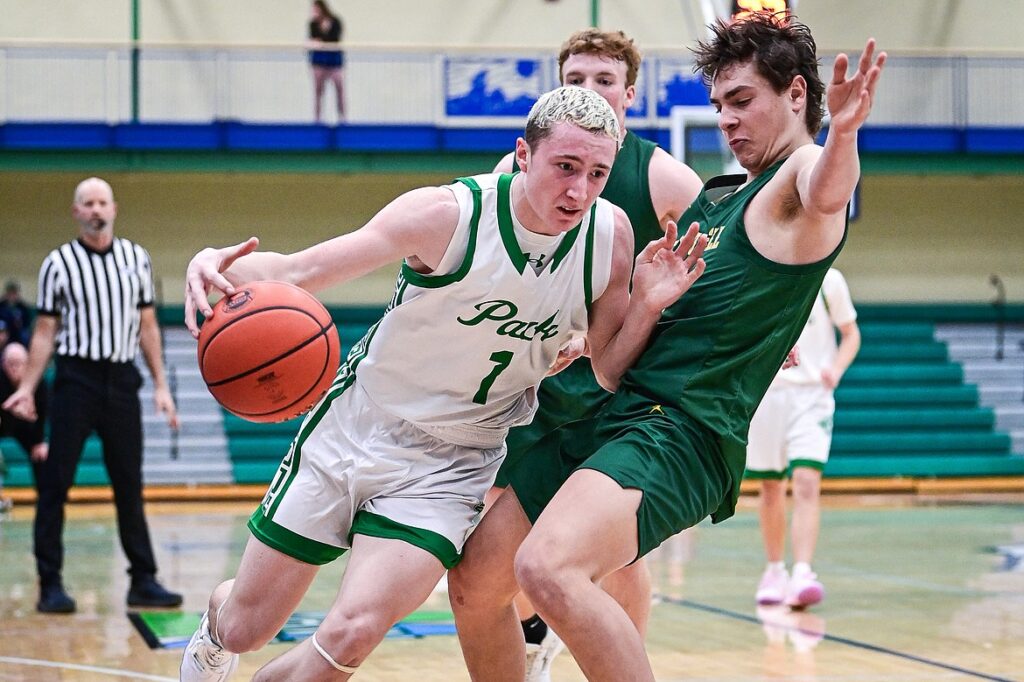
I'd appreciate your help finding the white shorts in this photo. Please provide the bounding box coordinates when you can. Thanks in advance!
[249,380,505,568]
[745,383,834,479]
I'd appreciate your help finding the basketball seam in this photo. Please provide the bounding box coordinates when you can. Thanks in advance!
[205,324,334,388]
[200,304,324,357]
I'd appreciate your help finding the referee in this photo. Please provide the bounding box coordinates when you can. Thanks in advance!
[3,177,183,614]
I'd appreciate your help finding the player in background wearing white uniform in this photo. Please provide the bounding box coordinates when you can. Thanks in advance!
[178,86,708,682]
[746,267,860,609]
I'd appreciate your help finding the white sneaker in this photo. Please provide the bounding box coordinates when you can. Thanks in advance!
[755,565,789,605]
[524,626,565,682]
[786,568,824,610]
[180,612,239,682]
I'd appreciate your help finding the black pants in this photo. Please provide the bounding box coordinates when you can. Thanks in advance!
[34,356,158,587]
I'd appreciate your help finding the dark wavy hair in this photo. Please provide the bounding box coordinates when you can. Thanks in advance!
[691,13,825,135]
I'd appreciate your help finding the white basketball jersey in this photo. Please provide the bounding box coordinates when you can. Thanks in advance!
[350,173,616,433]
[777,268,857,386]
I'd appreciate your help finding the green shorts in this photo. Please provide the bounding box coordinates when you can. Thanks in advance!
[495,359,611,488]
[505,391,736,558]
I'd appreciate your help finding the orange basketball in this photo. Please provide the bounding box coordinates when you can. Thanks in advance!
[197,280,341,423]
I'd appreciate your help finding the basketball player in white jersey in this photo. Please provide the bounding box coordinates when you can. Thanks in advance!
[746,267,860,609]
[178,86,708,681]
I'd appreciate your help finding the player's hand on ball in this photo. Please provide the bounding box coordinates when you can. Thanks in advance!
[184,237,260,337]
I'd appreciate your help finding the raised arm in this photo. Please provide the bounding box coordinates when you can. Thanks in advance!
[184,186,460,335]
[797,39,886,217]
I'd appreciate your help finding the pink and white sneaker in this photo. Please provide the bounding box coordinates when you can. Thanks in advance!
[786,569,824,610]
[755,565,789,605]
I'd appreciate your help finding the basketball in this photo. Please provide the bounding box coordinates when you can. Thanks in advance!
[197,280,341,423]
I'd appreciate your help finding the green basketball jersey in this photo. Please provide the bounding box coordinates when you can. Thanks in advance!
[616,157,847,521]
[604,131,662,256]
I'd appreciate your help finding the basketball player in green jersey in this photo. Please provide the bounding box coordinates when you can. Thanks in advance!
[450,14,886,681]
[478,29,704,675]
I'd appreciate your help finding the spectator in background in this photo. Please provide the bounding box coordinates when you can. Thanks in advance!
[1,342,49,467]
[0,279,33,346]
[0,343,43,514]
[0,342,48,513]
[747,267,861,610]
[309,0,345,123]
[0,319,9,355]
[2,176,182,614]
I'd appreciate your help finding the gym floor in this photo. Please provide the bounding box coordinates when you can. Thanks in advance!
[0,492,1021,681]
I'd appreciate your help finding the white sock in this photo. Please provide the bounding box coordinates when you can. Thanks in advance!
[792,562,813,577]
[768,561,786,572]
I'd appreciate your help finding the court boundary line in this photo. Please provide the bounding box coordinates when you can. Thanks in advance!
[657,596,1019,682]
[0,655,177,681]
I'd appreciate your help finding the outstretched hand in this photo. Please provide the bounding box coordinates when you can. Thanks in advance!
[184,237,260,338]
[827,38,887,136]
[631,221,708,314]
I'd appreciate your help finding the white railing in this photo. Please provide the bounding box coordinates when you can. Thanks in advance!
[1,41,1022,128]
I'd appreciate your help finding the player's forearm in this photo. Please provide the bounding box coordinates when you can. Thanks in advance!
[21,322,57,393]
[806,130,861,216]
[590,303,662,392]
[221,251,295,288]
[138,317,169,390]
[832,324,861,379]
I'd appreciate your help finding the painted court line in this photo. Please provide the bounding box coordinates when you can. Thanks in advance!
[0,655,177,681]
[657,596,1019,682]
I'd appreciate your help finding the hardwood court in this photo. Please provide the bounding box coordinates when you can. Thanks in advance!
[0,494,1021,681]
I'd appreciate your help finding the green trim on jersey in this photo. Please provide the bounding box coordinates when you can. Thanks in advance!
[583,206,597,309]
[262,378,355,521]
[495,172,585,275]
[789,458,826,473]
[744,457,826,480]
[248,510,345,565]
[496,173,530,274]
[744,468,787,481]
[351,510,462,569]
[401,176,482,288]
[548,217,585,272]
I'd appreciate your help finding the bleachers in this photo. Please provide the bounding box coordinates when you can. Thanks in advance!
[1,436,111,486]
[216,311,1024,486]
[12,307,1018,490]
[825,317,1024,477]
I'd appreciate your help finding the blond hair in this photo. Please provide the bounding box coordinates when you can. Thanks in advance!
[524,86,621,151]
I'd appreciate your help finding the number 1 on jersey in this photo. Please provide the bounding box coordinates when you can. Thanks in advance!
[473,351,514,405]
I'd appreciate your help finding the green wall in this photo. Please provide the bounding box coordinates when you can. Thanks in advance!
[1,168,1022,306]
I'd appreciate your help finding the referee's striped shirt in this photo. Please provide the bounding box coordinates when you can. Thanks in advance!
[36,237,155,363]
